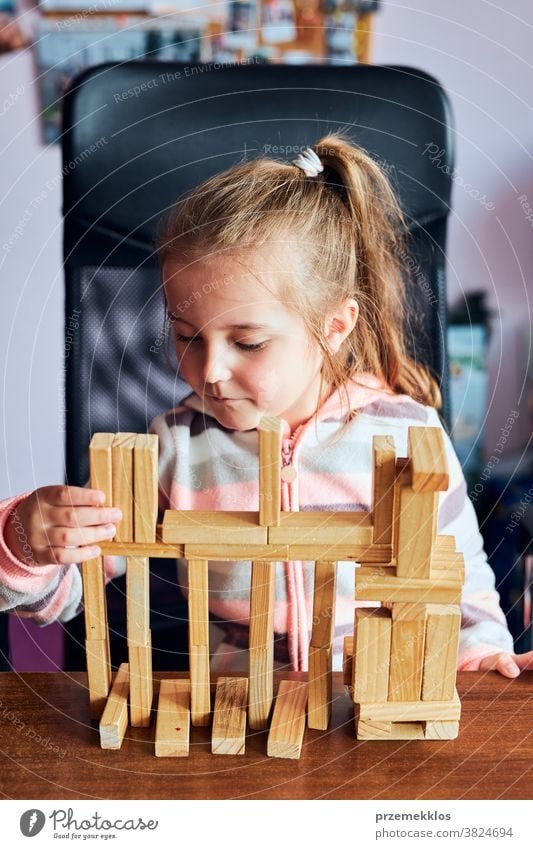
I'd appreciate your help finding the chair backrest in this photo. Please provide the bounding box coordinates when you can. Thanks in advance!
[62,62,454,487]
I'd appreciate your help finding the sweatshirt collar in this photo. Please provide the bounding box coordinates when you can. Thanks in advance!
[180,373,392,441]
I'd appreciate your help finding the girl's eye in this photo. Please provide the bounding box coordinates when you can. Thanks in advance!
[173,333,267,352]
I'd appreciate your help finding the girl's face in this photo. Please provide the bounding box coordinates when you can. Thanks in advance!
[163,248,325,432]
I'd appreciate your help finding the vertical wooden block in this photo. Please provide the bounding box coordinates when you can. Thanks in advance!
[248,560,275,730]
[408,427,449,493]
[310,561,337,648]
[187,559,209,647]
[211,677,248,755]
[155,679,190,757]
[82,556,109,641]
[85,638,112,720]
[134,434,159,543]
[352,608,392,703]
[389,603,427,701]
[422,604,461,701]
[189,644,211,727]
[307,645,332,730]
[267,680,307,760]
[395,486,438,579]
[99,663,129,750]
[89,433,114,505]
[126,556,150,645]
[343,636,353,687]
[128,633,153,727]
[111,432,136,541]
[372,435,396,544]
[258,416,282,527]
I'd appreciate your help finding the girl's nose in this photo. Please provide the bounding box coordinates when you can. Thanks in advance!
[203,344,232,384]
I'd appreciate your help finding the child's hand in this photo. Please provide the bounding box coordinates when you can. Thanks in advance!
[478,650,533,677]
[4,486,122,567]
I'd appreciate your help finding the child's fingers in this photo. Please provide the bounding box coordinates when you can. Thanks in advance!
[514,650,533,671]
[45,524,117,548]
[42,485,107,507]
[50,545,103,566]
[479,652,520,677]
[51,505,123,528]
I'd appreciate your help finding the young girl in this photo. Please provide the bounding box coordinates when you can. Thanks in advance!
[1,133,531,677]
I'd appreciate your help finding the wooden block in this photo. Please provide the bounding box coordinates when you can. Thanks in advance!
[359,690,460,722]
[126,556,150,644]
[188,559,209,647]
[396,486,438,579]
[435,535,456,552]
[372,435,396,544]
[356,716,425,740]
[259,416,282,527]
[269,511,372,546]
[82,556,109,641]
[99,663,129,750]
[248,560,275,730]
[128,635,153,727]
[189,644,211,727]
[248,644,274,731]
[408,426,449,492]
[162,510,267,545]
[352,608,392,703]
[85,638,112,720]
[307,645,332,730]
[422,604,461,701]
[134,434,158,543]
[310,561,337,648]
[267,680,307,760]
[112,433,136,541]
[355,566,462,605]
[425,720,459,740]
[89,433,114,506]
[289,543,391,563]
[101,536,185,559]
[155,679,190,757]
[184,543,289,561]
[389,605,427,701]
[211,677,248,755]
[343,636,353,686]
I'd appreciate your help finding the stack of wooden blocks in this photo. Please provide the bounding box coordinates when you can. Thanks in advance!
[82,419,464,759]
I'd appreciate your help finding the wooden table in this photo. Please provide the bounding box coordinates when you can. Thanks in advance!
[0,672,531,799]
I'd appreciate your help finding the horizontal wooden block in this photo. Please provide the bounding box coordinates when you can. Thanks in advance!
[112,432,136,542]
[353,608,392,704]
[288,544,392,563]
[162,511,267,544]
[134,434,159,543]
[101,537,185,559]
[425,720,459,739]
[268,511,372,546]
[308,645,332,731]
[128,637,153,727]
[155,679,190,757]
[408,426,449,492]
[359,690,460,722]
[85,638,112,720]
[343,636,353,686]
[99,663,129,750]
[435,535,457,552]
[184,543,289,561]
[189,644,211,727]
[356,716,426,740]
[211,677,248,755]
[267,680,307,760]
[89,433,114,506]
[355,567,462,605]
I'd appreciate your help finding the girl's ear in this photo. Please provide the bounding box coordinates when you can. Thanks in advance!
[324,299,359,353]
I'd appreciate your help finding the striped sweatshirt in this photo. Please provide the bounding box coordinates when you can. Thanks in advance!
[0,374,515,672]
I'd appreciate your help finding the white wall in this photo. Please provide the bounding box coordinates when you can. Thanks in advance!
[1,1,532,502]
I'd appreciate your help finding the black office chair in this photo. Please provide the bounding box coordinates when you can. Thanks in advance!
[60,61,455,670]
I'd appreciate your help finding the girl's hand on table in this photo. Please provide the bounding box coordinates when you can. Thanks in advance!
[479,650,533,677]
[4,485,122,567]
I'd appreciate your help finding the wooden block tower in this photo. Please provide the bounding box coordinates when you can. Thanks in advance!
[82,418,464,758]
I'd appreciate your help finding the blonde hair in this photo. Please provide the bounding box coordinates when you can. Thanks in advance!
[156,131,442,428]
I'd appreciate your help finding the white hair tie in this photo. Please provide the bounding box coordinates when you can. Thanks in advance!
[292,147,324,178]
